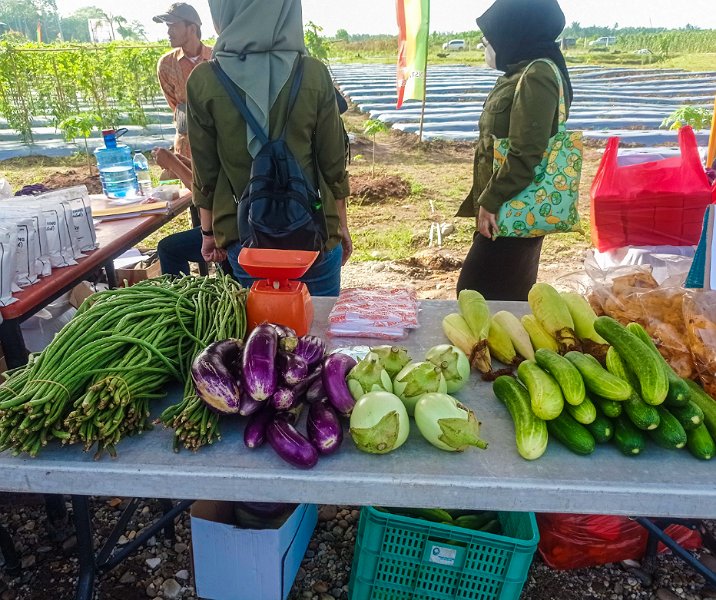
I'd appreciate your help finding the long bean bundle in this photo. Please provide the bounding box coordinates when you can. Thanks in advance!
[0,274,247,457]
[158,275,247,451]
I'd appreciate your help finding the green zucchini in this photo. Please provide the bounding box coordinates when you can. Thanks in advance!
[585,410,614,443]
[546,412,596,455]
[534,348,586,406]
[594,317,668,405]
[684,380,716,439]
[565,394,597,424]
[626,322,689,407]
[668,401,704,431]
[594,395,623,418]
[516,360,564,421]
[493,376,548,460]
[480,519,502,534]
[686,423,715,460]
[614,414,647,456]
[648,406,687,449]
[623,394,660,431]
[564,351,632,401]
[386,507,454,523]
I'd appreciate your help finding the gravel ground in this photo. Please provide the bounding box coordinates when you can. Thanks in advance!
[1,497,714,600]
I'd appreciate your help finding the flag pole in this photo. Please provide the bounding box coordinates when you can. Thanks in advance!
[707,94,716,168]
[418,3,430,143]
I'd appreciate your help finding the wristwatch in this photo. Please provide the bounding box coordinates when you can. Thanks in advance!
[201,228,214,237]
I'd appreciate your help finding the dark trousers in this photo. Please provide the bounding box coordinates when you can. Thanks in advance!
[456,233,544,302]
[157,226,232,278]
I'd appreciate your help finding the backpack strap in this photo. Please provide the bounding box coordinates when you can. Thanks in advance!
[279,56,305,139]
[210,59,270,147]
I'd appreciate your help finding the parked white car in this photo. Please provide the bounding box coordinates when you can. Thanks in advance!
[442,39,467,51]
[589,36,617,47]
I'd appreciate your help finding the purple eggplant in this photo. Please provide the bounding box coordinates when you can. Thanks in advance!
[267,415,319,469]
[294,335,326,370]
[191,339,244,414]
[270,323,296,339]
[277,350,308,386]
[242,323,278,401]
[307,398,343,455]
[322,352,357,416]
[239,391,264,417]
[271,366,323,410]
[306,375,327,403]
[243,408,275,449]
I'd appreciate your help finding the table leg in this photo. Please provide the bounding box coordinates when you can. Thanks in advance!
[103,260,118,289]
[0,317,29,370]
[635,517,716,587]
[0,523,20,576]
[72,495,96,600]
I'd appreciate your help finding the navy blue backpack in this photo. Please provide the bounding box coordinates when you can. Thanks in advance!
[211,58,328,252]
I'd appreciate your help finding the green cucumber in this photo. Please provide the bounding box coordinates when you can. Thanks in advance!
[594,317,668,405]
[534,348,586,406]
[669,400,704,431]
[686,423,715,460]
[648,406,687,449]
[516,360,564,421]
[565,351,632,401]
[684,380,716,439]
[453,512,498,530]
[624,394,660,431]
[565,394,597,424]
[546,412,596,455]
[594,395,623,418]
[386,507,454,523]
[626,322,689,407]
[606,347,660,430]
[493,376,548,460]
[480,519,502,534]
[585,410,614,443]
[614,414,647,456]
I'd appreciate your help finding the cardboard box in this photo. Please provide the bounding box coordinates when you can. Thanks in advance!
[115,260,162,287]
[191,502,317,600]
[69,281,109,309]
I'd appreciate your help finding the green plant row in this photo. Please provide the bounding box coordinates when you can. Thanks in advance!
[0,40,167,142]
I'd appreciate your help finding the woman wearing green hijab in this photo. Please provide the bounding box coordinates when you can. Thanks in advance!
[187,0,351,296]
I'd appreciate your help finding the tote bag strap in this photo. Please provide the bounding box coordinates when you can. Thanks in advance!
[514,58,567,130]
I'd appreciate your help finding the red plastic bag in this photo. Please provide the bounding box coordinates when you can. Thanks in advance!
[537,513,702,570]
[591,126,716,252]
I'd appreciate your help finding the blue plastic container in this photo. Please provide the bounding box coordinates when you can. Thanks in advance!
[94,128,138,199]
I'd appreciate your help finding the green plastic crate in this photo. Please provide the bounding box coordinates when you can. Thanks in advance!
[349,507,539,600]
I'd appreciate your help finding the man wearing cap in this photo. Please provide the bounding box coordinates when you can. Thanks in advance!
[154,3,212,161]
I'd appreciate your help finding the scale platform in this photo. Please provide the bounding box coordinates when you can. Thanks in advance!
[239,248,319,336]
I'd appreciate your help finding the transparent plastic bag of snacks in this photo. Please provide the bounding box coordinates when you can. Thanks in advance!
[683,291,716,397]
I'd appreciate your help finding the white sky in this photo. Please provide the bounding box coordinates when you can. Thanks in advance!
[55,0,716,40]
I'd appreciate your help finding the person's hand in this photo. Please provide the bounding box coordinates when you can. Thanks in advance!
[477,207,499,240]
[340,228,353,265]
[200,234,227,263]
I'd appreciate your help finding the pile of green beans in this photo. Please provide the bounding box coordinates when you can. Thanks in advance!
[0,274,247,457]
[158,275,247,451]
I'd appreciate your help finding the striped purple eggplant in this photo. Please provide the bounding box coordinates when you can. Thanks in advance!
[323,352,358,416]
[191,339,244,414]
[242,323,278,401]
[267,414,319,469]
[307,398,343,455]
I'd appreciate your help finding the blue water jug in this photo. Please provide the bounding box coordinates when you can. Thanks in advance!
[94,128,138,199]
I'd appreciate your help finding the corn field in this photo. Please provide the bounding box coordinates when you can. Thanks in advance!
[616,31,716,55]
[0,41,167,142]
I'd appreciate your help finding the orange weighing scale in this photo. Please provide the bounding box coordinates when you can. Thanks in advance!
[239,248,319,336]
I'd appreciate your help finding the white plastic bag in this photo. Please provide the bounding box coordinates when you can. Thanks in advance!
[0,178,12,199]
[0,225,18,306]
[0,217,40,287]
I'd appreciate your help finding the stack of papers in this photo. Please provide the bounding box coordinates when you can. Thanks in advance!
[90,195,170,220]
[686,205,716,290]
[328,287,420,339]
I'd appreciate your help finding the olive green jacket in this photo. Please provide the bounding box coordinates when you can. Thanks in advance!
[457,60,571,217]
[187,56,350,249]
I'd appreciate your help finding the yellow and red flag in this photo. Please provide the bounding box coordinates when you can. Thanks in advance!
[396,0,430,109]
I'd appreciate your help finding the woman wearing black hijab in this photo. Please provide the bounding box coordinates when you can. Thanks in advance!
[456,0,573,301]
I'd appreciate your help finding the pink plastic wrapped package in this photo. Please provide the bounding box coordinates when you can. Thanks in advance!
[328,287,420,339]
